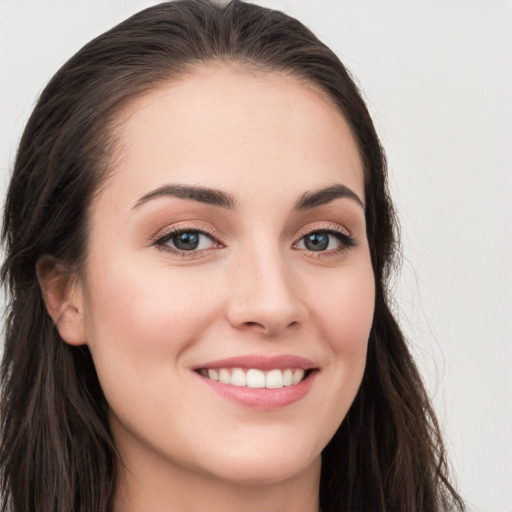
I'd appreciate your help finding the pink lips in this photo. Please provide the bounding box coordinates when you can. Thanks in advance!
[193,354,317,371]
[193,354,318,409]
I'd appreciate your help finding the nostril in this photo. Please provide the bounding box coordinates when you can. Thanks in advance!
[239,319,301,337]
[241,321,266,332]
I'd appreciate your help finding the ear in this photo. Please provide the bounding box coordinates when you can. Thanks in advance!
[36,255,87,346]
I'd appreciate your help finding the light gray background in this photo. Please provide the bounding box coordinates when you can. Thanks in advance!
[1,1,511,511]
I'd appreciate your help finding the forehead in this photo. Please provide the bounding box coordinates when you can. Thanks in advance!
[104,64,364,209]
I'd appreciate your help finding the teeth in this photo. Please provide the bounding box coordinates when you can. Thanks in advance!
[208,369,219,381]
[292,369,305,385]
[230,368,247,387]
[219,368,230,384]
[283,369,293,386]
[246,369,265,388]
[200,367,308,388]
[266,369,283,389]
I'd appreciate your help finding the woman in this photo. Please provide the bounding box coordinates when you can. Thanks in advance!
[0,1,464,511]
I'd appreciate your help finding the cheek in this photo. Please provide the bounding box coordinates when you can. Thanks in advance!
[307,259,374,417]
[295,261,374,450]
[309,263,375,356]
[82,259,221,385]
[81,260,227,443]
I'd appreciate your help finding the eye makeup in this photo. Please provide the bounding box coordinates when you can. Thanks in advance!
[292,223,356,260]
[152,224,223,258]
[151,220,356,261]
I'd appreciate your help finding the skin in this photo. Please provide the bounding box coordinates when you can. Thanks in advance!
[40,65,375,512]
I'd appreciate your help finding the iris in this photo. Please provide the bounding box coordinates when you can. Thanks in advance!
[304,232,329,251]
[173,232,200,250]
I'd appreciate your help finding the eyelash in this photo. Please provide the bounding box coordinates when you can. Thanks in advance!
[294,225,356,258]
[152,224,356,258]
[153,225,222,258]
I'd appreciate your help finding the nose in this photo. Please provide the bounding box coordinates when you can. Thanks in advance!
[226,244,308,337]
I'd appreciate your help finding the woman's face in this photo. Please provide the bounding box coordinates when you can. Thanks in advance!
[75,65,375,486]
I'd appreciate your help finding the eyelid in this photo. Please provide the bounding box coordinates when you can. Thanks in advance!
[149,221,355,258]
[151,224,224,255]
[152,223,220,242]
[293,222,353,243]
[292,222,356,255]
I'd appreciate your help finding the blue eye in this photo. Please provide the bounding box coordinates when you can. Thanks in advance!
[172,232,200,250]
[304,232,329,251]
[296,230,354,252]
[157,230,217,252]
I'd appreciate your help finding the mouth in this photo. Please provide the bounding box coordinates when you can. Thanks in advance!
[193,355,318,408]
[195,367,314,389]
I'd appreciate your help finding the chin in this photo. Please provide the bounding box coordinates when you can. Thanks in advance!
[185,429,325,486]
[200,450,321,486]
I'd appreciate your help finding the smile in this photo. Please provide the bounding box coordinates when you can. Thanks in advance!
[198,367,307,389]
[193,355,318,408]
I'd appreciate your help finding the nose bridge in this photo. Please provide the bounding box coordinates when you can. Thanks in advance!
[226,238,305,335]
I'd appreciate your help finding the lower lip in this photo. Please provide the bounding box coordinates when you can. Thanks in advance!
[197,371,317,409]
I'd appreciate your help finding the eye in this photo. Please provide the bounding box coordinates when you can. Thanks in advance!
[294,229,355,253]
[154,228,219,253]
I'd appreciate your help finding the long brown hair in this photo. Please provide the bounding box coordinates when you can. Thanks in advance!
[1,1,464,511]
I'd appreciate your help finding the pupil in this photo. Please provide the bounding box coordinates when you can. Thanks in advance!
[305,233,328,251]
[173,232,200,250]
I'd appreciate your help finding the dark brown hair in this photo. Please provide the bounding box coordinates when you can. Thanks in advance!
[1,1,464,511]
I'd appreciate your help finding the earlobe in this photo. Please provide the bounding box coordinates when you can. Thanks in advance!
[36,255,87,346]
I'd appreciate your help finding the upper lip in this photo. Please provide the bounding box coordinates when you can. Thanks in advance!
[193,354,318,371]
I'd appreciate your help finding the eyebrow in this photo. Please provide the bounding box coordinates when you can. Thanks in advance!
[133,184,237,210]
[132,183,364,212]
[293,184,365,211]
